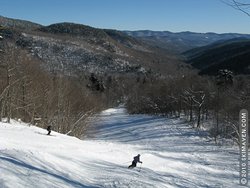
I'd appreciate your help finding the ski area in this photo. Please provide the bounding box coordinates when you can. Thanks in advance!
[0,107,239,188]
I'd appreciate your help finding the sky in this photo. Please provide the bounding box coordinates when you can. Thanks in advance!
[0,0,250,34]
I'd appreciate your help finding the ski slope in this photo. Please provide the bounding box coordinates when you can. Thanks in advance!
[0,107,240,188]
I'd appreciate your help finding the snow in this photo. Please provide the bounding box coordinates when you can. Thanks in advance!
[0,107,241,188]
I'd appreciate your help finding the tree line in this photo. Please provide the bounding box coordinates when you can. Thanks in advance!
[0,35,110,137]
[126,68,250,144]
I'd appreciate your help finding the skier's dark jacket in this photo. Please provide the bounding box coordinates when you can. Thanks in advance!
[47,125,51,131]
[133,155,142,164]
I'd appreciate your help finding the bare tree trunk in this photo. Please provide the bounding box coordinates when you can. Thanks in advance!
[31,103,35,125]
[0,100,2,122]
[190,98,193,122]
[22,80,26,121]
[215,88,220,143]
[6,67,10,123]
[197,106,201,128]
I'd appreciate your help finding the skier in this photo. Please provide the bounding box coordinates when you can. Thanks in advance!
[128,154,142,168]
[47,125,52,135]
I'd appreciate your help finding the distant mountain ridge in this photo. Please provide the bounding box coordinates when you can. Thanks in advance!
[2,15,250,54]
[123,30,250,53]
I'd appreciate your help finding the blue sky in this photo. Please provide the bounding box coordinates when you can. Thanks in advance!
[0,0,250,33]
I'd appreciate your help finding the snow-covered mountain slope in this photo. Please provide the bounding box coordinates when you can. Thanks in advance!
[1,108,240,188]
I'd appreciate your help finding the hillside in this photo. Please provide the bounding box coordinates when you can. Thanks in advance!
[183,38,250,75]
[0,16,42,30]
[0,107,239,188]
[0,17,181,77]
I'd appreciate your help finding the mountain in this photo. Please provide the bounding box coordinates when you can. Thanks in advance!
[2,15,250,77]
[0,15,42,30]
[0,16,180,77]
[182,38,250,75]
[124,30,250,54]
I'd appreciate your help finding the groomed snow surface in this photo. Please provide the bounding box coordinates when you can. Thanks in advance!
[0,107,241,188]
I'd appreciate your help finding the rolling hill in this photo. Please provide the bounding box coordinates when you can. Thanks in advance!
[183,38,250,75]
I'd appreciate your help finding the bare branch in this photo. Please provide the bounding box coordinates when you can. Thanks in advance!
[222,0,250,16]
[66,108,96,135]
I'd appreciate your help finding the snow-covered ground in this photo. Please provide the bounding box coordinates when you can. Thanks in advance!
[0,107,241,188]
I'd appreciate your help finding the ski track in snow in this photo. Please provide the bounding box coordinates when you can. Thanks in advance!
[0,107,240,188]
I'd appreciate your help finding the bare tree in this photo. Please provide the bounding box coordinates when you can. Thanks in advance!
[182,89,194,122]
[0,43,21,123]
[223,0,250,16]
